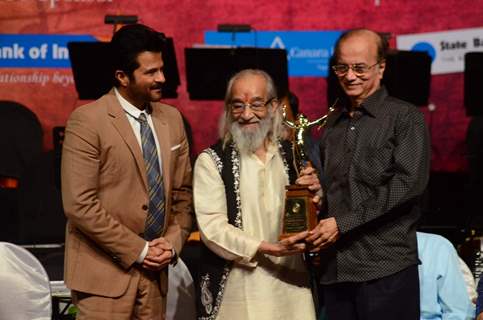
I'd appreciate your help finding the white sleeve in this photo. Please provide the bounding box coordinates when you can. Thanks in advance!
[136,242,149,264]
[194,152,261,267]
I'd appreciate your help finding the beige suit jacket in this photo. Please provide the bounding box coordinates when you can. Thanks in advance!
[61,89,193,299]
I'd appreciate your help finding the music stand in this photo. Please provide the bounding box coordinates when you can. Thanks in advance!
[184,47,289,100]
[68,37,180,100]
[382,50,431,106]
[465,52,483,116]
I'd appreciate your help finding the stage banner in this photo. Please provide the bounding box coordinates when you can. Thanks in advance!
[397,27,483,74]
[0,34,97,68]
[0,34,97,88]
[204,31,342,77]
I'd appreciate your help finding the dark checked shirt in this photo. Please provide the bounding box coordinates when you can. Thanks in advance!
[318,86,430,284]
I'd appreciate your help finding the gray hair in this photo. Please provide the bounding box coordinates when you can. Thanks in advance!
[219,69,283,147]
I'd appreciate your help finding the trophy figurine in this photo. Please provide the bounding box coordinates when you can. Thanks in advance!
[279,105,334,239]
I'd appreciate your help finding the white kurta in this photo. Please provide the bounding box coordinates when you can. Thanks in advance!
[194,143,316,320]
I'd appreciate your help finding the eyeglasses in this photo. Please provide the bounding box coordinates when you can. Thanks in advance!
[230,98,275,115]
[332,61,380,76]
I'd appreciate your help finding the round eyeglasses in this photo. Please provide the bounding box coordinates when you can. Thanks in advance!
[230,98,275,115]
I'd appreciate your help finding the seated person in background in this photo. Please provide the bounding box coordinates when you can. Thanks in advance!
[477,276,483,320]
[417,232,475,320]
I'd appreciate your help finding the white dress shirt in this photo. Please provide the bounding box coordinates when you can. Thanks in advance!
[114,88,163,263]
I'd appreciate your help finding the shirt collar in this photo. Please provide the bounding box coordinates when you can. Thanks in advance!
[334,86,388,121]
[114,88,150,119]
[359,86,388,118]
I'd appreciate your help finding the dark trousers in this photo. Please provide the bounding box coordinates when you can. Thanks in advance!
[323,265,420,320]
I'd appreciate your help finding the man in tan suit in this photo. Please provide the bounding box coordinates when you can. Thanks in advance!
[61,24,193,319]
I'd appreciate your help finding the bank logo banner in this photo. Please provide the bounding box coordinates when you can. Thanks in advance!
[397,27,483,74]
[204,31,342,77]
[0,34,97,68]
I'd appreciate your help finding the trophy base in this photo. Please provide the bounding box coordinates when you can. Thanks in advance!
[279,185,318,240]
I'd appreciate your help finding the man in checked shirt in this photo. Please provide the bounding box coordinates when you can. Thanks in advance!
[302,28,431,319]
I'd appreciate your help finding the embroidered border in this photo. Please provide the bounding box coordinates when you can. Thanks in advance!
[199,143,243,320]
[199,265,231,320]
[200,274,214,315]
[230,145,243,228]
[204,148,223,173]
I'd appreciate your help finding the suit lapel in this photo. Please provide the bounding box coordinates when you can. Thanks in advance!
[106,90,149,192]
[150,104,171,199]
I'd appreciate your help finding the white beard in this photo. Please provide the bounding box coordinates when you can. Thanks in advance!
[230,115,272,155]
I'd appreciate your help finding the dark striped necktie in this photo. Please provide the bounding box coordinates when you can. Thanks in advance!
[138,113,165,241]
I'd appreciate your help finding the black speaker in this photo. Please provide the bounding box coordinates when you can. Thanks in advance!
[161,37,181,98]
[185,47,289,100]
[68,37,180,100]
[68,41,114,100]
[465,52,483,116]
[327,50,432,107]
[383,50,431,106]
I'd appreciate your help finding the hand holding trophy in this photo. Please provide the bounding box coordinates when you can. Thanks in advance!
[279,105,334,240]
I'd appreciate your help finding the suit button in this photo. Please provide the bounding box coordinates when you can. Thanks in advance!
[142,204,148,210]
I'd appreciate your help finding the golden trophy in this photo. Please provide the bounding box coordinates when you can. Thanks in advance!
[279,105,334,239]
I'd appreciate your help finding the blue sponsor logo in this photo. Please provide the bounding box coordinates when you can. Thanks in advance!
[204,31,343,77]
[0,34,97,68]
[411,42,436,61]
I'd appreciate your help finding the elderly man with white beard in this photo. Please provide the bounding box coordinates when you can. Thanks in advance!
[193,69,319,320]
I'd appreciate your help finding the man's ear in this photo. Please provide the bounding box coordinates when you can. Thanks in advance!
[378,60,386,79]
[115,70,129,87]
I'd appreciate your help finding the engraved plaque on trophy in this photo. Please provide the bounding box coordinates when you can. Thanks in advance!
[279,105,334,239]
[281,185,318,238]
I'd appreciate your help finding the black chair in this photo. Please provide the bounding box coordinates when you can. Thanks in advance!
[0,101,66,245]
[0,101,43,243]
